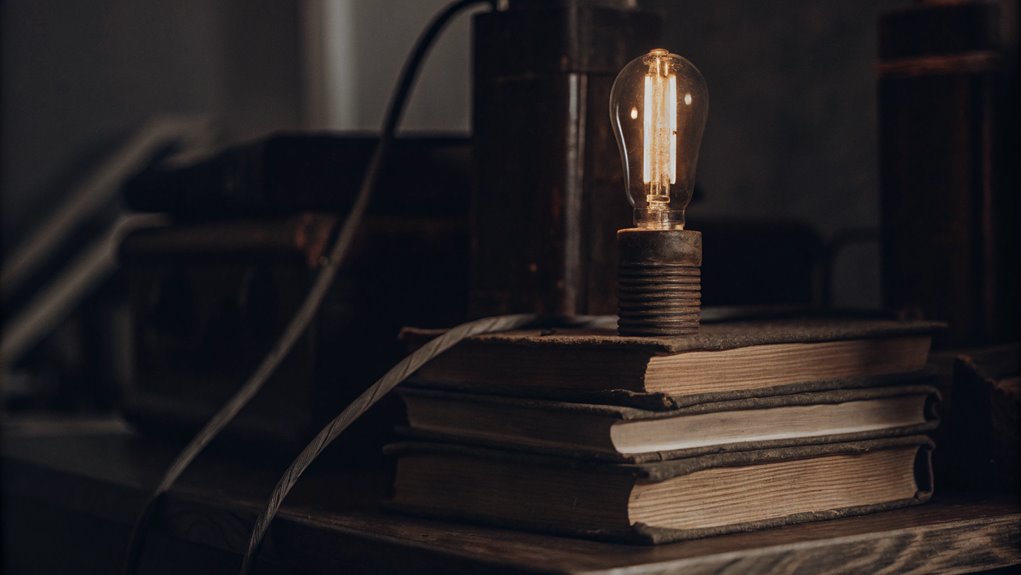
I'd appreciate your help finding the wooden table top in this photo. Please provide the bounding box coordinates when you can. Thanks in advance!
[3,418,1019,574]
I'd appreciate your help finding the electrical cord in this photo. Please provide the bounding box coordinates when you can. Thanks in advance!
[121,0,497,573]
[240,313,615,573]
[239,313,536,573]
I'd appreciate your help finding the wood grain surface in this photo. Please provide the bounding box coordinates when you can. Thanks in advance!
[3,420,1019,574]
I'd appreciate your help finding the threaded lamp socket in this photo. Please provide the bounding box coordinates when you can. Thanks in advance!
[617,228,702,336]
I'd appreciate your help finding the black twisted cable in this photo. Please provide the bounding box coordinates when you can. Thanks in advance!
[121,1,497,572]
[238,313,541,573]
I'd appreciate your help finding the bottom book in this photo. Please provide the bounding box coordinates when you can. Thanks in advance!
[386,435,934,544]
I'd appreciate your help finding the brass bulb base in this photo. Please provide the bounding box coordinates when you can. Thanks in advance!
[617,228,702,337]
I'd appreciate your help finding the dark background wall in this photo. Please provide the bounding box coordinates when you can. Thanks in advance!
[1,0,302,247]
[302,0,478,132]
[651,0,893,308]
[2,0,910,308]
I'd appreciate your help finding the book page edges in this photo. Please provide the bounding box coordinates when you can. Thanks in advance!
[385,439,934,544]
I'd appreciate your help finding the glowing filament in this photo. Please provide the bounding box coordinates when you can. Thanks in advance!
[611,48,708,230]
[642,67,678,209]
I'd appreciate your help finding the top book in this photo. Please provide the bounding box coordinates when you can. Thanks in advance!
[403,317,941,409]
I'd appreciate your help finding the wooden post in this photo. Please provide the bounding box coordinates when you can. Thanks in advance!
[470,0,662,317]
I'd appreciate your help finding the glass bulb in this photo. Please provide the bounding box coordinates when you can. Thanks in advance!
[610,49,708,230]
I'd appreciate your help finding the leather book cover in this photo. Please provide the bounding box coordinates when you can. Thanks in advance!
[401,316,943,407]
[385,435,935,544]
[396,380,941,462]
[122,134,469,220]
[406,370,939,411]
[403,316,942,355]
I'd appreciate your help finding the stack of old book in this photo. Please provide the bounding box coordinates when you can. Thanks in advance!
[388,314,942,543]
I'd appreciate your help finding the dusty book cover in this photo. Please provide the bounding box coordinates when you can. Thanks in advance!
[396,380,941,462]
[385,435,935,544]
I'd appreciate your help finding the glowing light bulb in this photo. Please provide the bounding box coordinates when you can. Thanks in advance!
[610,49,708,230]
[612,49,708,337]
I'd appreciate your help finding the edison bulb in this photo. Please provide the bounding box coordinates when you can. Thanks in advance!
[610,49,708,230]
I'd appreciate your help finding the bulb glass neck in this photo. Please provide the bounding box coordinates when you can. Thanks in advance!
[634,207,685,230]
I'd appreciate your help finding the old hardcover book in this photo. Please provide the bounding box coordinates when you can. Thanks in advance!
[398,383,940,462]
[402,318,941,408]
[387,435,934,543]
[950,343,1020,490]
[122,135,469,220]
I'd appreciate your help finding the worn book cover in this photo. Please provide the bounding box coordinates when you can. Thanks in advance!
[402,317,942,409]
[397,381,940,462]
[386,435,934,544]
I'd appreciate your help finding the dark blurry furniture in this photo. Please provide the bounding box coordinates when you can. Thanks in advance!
[691,219,824,307]
[119,136,473,455]
[879,0,1019,347]
[119,214,468,456]
[3,422,1020,574]
[950,343,1020,491]
[122,134,471,220]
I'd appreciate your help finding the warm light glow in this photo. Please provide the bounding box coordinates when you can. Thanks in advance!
[668,73,677,185]
[610,49,708,229]
[643,75,652,184]
[642,59,678,207]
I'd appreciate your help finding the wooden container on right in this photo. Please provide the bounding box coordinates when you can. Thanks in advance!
[879,1,1019,348]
